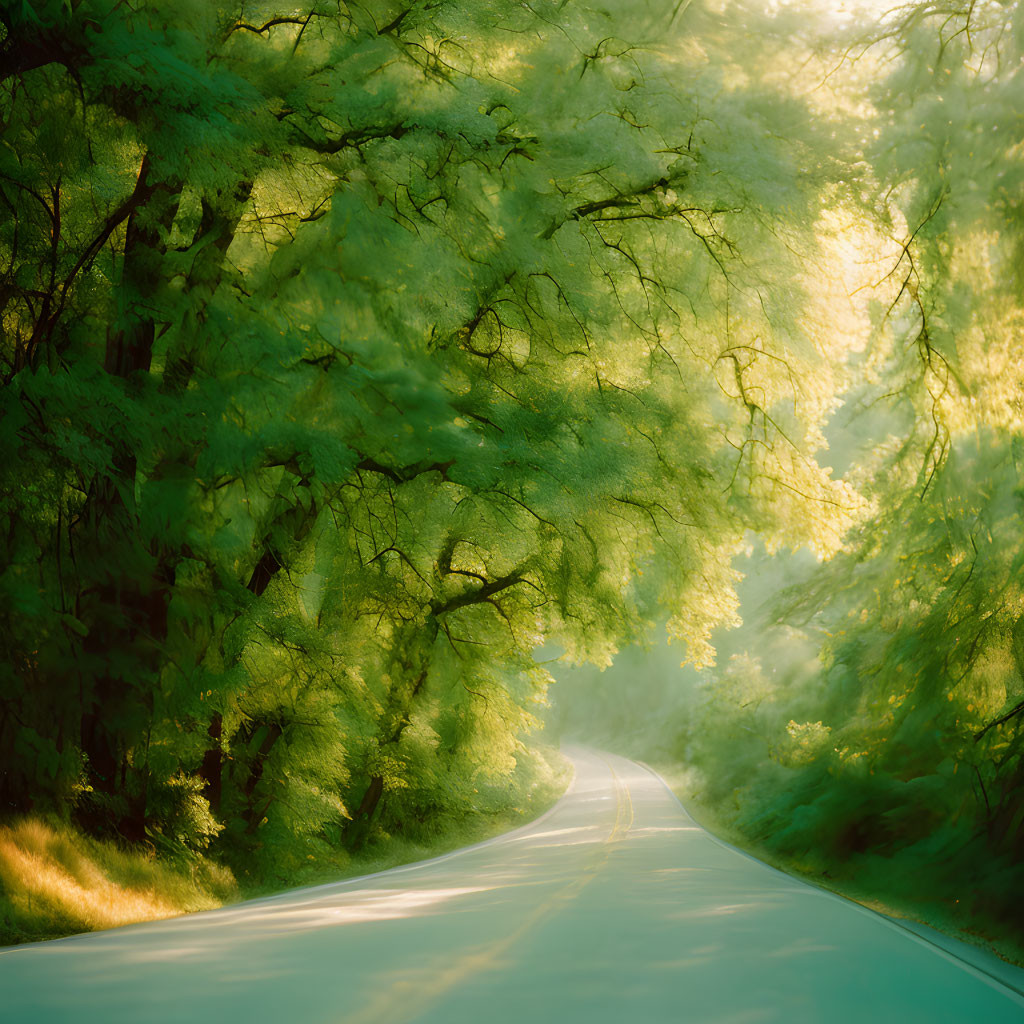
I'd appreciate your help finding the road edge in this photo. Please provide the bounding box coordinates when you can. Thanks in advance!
[0,749,578,954]
[632,757,1024,1005]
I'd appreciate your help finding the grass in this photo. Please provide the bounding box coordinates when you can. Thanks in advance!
[0,744,572,947]
[0,818,237,946]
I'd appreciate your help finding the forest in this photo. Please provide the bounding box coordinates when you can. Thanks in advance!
[1,0,1022,952]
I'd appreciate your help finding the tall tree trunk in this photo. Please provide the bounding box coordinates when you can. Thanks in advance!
[346,667,429,848]
[198,713,223,815]
[243,723,284,834]
[76,155,181,822]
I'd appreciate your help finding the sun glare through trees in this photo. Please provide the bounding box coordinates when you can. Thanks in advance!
[1,0,1023,965]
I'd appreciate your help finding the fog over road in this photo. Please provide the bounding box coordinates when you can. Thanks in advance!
[2,747,1022,1023]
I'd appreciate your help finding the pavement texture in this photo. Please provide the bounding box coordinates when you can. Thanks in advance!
[1,746,1021,1024]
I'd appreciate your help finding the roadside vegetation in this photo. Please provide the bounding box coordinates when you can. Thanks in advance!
[0,0,856,942]
[3,0,1024,953]
[550,0,1024,963]
[0,745,567,945]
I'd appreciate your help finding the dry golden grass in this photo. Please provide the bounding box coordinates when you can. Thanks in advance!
[0,819,236,945]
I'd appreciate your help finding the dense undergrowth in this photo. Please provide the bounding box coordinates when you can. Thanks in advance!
[657,764,1024,969]
[0,745,568,946]
[5,0,1024,955]
[0,0,852,901]
[552,608,1024,965]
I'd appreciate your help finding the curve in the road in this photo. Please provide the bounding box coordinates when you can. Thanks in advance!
[1,747,1021,1024]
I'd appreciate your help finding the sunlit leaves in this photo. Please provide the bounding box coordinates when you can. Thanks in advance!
[0,0,870,862]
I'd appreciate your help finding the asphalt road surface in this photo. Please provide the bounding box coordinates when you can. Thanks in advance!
[2,747,1022,1023]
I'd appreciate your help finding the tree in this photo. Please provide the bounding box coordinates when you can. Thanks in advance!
[660,0,1024,941]
[0,0,859,861]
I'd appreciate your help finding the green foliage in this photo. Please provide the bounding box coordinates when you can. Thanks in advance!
[0,0,857,882]
[553,1,1024,951]
[8,0,1023,958]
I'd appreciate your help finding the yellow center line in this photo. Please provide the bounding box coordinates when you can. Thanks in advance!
[343,759,635,1024]
[604,757,635,841]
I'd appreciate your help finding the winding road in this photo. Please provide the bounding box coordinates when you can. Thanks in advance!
[2,748,1022,1023]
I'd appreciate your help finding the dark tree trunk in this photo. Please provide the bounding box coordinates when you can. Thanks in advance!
[346,668,429,848]
[242,723,284,834]
[247,549,283,596]
[104,155,181,377]
[79,705,119,796]
[198,713,223,814]
[354,775,385,824]
[75,156,182,817]
[119,765,150,844]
